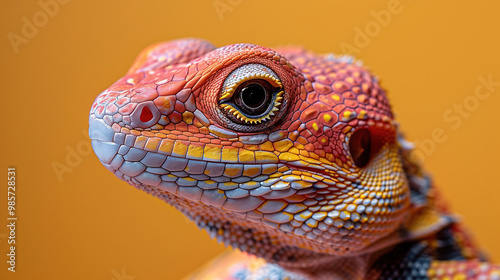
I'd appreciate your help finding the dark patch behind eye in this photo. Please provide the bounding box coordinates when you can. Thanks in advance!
[234,79,274,116]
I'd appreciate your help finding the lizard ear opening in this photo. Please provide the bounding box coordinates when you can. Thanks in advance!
[349,128,372,168]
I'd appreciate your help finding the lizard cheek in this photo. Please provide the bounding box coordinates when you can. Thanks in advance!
[130,101,161,128]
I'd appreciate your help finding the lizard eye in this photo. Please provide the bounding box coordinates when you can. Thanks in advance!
[219,64,283,125]
[349,128,372,168]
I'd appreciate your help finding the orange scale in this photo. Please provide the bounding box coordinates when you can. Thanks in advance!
[144,138,161,152]
[319,112,338,127]
[296,136,308,146]
[192,118,204,128]
[280,120,292,130]
[157,80,186,96]
[315,75,334,85]
[287,120,302,132]
[232,142,244,148]
[343,91,356,99]
[291,110,302,121]
[164,123,176,130]
[333,104,347,114]
[141,131,155,137]
[343,99,358,109]
[174,101,185,113]
[172,68,191,82]
[168,111,183,123]
[175,122,188,132]
[306,91,319,104]
[187,125,200,134]
[196,61,209,72]
[184,68,198,82]
[199,127,210,134]
[318,136,329,145]
[154,96,176,115]
[194,133,207,138]
[324,147,333,154]
[300,107,320,122]
[166,134,178,140]
[310,101,330,112]
[361,82,372,93]
[304,80,314,92]
[318,94,340,107]
[357,94,369,104]
[314,83,332,95]
[200,138,211,144]
[347,119,359,127]
[299,102,311,111]
[136,83,157,92]
[130,130,141,136]
[345,76,357,85]
[118,103,136,115]
[306,135,318,144]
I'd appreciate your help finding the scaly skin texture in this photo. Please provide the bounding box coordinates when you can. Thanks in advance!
[89,38,500,279]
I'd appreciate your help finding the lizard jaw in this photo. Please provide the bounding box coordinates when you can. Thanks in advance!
[89,118,120,167]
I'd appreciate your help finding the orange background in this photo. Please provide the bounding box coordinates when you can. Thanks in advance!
[1,1,500,279]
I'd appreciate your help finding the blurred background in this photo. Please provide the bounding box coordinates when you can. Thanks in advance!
[1,0,499,279]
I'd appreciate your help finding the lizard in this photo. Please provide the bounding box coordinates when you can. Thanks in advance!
[88,38,500,279]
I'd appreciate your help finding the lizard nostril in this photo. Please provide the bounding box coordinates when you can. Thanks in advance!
[140,106,154,123]
[131,101,160,128]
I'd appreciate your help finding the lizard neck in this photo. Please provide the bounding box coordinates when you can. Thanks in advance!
[143,185,398,279]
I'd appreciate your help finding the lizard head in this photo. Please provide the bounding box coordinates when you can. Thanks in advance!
[89,38,411,266]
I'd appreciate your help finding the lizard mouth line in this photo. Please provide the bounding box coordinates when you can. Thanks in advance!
[89,118,121,165]
[282,161,358,187]
[89,117,351,190]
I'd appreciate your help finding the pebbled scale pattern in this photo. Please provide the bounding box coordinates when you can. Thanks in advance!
[89,38,500,279]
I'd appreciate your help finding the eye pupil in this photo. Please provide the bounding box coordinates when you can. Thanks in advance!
[241,84,266,108]
[349,128,372,168]
[233,80,273,116]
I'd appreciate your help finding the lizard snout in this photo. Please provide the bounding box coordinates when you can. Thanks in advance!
[89,118,119,165]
